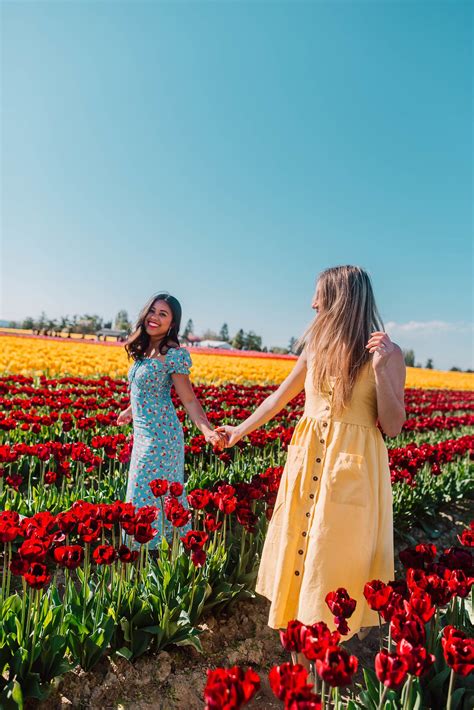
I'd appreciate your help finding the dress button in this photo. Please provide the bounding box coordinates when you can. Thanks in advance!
[322,422,328,428]
[313,476,319,481]
[302,531,307,537]
[316,457,321,463]
[295,570,300,576]
[320,439,325,444]
[325,405,330,411]
[298,549,304,555]
[305,512,310,518]
[309,494,314,499]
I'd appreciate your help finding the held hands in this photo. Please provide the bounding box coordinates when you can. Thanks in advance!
[366,331,396,371]
[117,408,133,426]
[204,429,228,452]
[215,425,243,448]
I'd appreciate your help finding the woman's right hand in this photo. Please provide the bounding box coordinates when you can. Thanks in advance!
[117,408,133,426]
[215,425,243,448]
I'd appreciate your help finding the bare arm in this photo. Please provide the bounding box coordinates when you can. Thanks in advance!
[171,373,224,446]
[367,333,406,437]
[218,350,308,445]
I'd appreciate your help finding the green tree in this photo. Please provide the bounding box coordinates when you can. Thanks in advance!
[244,331,262,351]
[232,329,245,350]
[46,319,58,337]
[425,358,434,370]
[37,311,47,335]
[58,316,70,335]
[402,349,415,367]
[219,323,230,342]
[288,337,297,355]
[22,317,35,330]
[114,310,131,331]
[183,319,194,339]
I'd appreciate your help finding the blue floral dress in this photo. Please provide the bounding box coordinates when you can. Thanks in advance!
[126,347,193,546]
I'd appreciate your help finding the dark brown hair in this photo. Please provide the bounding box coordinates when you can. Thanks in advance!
[125,293,182,361]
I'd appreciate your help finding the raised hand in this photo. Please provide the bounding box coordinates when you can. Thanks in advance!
[215,425,243,448]
[366,331,396,371]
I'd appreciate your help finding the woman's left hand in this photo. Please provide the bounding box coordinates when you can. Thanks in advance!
[366,331,396,371]
[204,429,228,452]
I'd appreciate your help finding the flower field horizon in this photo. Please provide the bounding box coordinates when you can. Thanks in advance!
[1,333,473,389]
[0,332,473,708]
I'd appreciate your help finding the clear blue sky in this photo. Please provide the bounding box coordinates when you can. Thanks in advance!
[2,0,472,370]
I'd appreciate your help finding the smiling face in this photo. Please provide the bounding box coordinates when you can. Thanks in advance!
[144,299,173,338]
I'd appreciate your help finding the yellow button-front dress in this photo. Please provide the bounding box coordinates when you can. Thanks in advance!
[255,359,395,639]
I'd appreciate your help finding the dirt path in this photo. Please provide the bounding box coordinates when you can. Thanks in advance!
[37,498,473,709]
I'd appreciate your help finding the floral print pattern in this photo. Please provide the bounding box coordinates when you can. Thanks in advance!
[126,347,193,546]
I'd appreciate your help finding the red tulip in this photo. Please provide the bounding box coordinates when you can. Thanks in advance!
[92,544,117,565]
[375,649,409,688]
[134,522,157,544]
[457,529,474,547]
[315,646,358,687]
[325,587,356,635]
[180,530,209,552]
[204,514,222,533]
[301,622,340,661]
[363,580,393,611]
[442,626,474,677]
[23,562,51,589]
[204,666,260,709]
[187,488,211,509]
[0,519,20,543]
[279,619,308,653]
[118,544,139,563]
[149,478,169,497]
[396,639,435,677]
[169,481,184,497]
[191,548,206,567]
[285,686,322,710]
[390,610,426,645]
[268,662,310,701]
[403,589,436,623]
[53,545,84,569]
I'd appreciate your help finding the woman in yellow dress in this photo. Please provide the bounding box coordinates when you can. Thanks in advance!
[217,265,406,645]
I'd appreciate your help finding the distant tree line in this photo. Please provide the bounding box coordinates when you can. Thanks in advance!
[182,319,299,354]
[402,349,472,373]
[4,316,471,369]
[12,311,132,338]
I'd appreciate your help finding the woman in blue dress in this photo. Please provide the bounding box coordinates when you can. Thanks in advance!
[117,292,225,543]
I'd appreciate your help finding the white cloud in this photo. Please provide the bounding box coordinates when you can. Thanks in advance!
[383,320,473,370]
[385,320,472,335]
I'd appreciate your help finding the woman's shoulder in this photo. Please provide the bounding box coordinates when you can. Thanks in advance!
[165,346,192,373]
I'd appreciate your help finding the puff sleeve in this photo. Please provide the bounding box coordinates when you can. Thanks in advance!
[166,347,192,375]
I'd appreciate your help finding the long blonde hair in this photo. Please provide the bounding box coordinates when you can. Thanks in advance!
[299,266,384,414]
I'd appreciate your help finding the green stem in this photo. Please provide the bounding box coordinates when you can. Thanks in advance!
[378,612,383,650]
[20,578,27,643]
[377,685,388,710]
[28,589,42,671]
[446,669,456,710]
[402,675,413,710]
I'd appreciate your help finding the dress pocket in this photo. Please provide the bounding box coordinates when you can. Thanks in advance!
[329,452,368,508]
